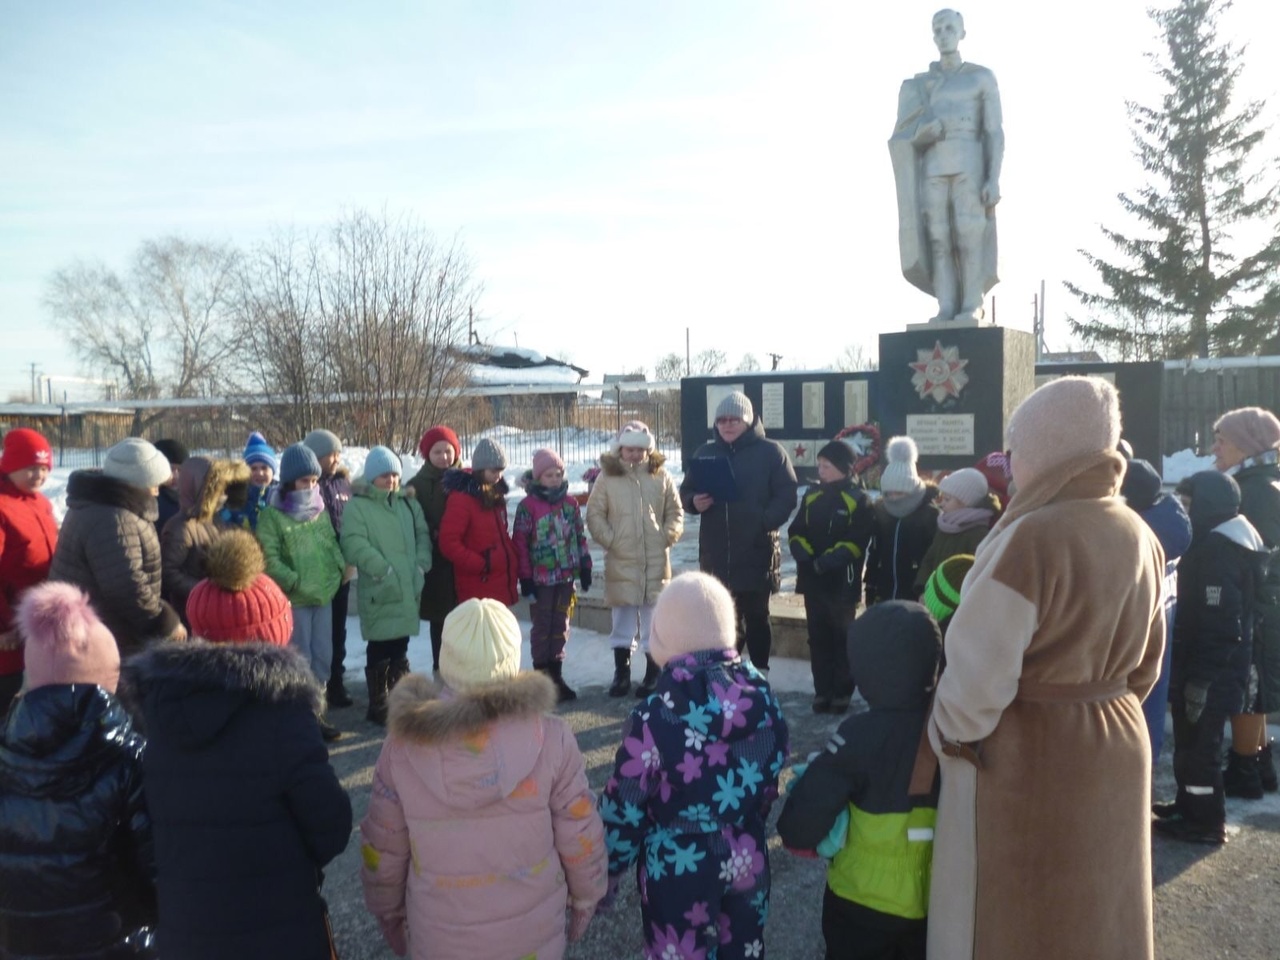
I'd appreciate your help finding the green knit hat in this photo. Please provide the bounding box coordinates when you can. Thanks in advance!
[921,554,975,623]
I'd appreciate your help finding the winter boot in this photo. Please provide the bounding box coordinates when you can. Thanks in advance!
[547,661,577,704]
[326,678,354,709]
[318,715,343,742]
[1223,749,1265,800]
[1259,740,1278,793]
[1152,814,1226,845]
[388,657,412,695]
[635,654,661,698]
[609,649,632,698]
[365,662,392,726]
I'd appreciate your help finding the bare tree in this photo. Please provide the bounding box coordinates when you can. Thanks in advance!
[653,353,685,381]
[735,353,761,373]
[46,237,241,433]
[835,342,879,372]
[691,349,727,376]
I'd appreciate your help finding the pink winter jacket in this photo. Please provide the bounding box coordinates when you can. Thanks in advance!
[360,672,608,960]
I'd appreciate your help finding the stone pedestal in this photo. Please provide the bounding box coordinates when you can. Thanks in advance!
[878,327,1036,472]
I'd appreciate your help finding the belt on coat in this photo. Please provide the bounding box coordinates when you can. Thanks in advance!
[1015,678,1129,703]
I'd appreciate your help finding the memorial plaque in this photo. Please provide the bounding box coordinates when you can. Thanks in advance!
[761,382,785,429]
[802,382,825,429]
[843,380,869,427]
[777,439,817,468]
[906,413,976,456]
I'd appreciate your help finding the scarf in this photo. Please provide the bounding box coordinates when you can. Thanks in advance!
[883,486,927,518]
[982,450,1124,553]
[937,506,994,534]
[271,485,325,522]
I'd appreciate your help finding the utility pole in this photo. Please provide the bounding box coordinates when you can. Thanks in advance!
[685,328,691,377]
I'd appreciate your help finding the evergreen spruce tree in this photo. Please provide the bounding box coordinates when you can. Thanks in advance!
[1066,0,1280,359]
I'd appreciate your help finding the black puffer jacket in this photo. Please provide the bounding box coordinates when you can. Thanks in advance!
[49,471,181,657]
[1233,459,1280,709]
[0,685,155,959]
[864,488,940,605]
[679,418,798,593]
[121,642,352,960]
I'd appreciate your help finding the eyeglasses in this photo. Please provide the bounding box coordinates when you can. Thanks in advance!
[716,417,744,426]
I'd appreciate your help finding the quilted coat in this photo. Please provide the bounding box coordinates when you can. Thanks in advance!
[586,451,683,607]
[360,672,607,960]
[49,470,182,655]
[0,684,155,959]
[341,483,432,642]
[256,494,345,608]
[160,456,250,621]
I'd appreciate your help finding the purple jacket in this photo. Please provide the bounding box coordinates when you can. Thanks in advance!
[318,468,352,535]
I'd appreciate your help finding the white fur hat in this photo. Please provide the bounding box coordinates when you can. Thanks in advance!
[649,572,738,667]
[615,420,655,453]
[879,436,923,495]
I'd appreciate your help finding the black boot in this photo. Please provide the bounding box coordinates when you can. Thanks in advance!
[326,678,354,709]
[1152,814,1226,845]
[547,660,577,703]
[1260,741,1278,793]
[609,649,632,698]
[1224,749,1264,800]
[365,662,391,726]
[388,657,412,695]
[635,654,661,698]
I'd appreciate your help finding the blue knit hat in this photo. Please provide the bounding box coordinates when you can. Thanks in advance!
[279,442,321,486]
[243,432,279,474]
[362,446,402,481]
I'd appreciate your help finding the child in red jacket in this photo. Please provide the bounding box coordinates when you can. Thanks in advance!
[438,438,519,606]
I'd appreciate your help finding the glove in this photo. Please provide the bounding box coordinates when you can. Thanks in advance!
[1184,680,1209,725]
[812,551,841,575]
[579,562,592,593]
[789,540,814,564]
[520,578,536,599]
[567,901,596,943]
[377,915,408,957]
[596,874,622,912]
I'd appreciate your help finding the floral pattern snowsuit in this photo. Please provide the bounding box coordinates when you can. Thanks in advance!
[602,648,789,960]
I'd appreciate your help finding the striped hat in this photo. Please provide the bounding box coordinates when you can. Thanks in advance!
[921,554,975,623]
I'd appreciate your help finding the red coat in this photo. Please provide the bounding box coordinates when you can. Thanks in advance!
[437,470,518,605]
[0,474,59,675]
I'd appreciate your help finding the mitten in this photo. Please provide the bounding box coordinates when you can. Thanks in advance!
[1184,680,1209,725]
[579,562,592,593]
[378,915,408,957]
[812,550,841,575]
[520,578,536,599]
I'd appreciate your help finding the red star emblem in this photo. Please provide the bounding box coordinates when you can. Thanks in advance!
[909,340,969,403]
[793,443,808,459]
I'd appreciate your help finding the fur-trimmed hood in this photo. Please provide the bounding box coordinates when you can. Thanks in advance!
[388,671,556,742]
[385,671,559,810]
[599,450,667,477]
[65,469,158,521]
[179,456,252,522]
[121,640,321,747]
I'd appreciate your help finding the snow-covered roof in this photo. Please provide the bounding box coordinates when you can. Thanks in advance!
[458,342,589,385]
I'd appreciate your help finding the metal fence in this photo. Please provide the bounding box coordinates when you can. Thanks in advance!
[0,386,683,472]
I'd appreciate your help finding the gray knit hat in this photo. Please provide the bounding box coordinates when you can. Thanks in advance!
[102,438,172,490]
[279,442,322,486]
[470,438,507,471]
[715,391,754,425]
[302,429,342,459]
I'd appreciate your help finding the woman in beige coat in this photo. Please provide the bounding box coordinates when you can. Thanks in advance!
[928,376,1165,960]
[585,421,683,698]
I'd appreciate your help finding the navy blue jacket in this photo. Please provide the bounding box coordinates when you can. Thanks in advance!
[122,641,352,960]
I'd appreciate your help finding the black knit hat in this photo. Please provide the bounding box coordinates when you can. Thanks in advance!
[153,438,189,466]
[816,439,856,477]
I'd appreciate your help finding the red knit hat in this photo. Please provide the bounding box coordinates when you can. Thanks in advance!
[187,530,293,646]
[1,428,53,474]
[418,425,461,462]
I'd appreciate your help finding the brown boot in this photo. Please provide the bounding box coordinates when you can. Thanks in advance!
[365,662,391,726]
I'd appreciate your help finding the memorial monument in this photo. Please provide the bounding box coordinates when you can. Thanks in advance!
[879,9,1034,471]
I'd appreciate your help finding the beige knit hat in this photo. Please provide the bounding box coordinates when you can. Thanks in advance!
[438,598,524,691]
[1214,407,1280,459]
[1005,376,1121,483]
[649,572,738,667]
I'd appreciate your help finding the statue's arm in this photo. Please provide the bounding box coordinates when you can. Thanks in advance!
[980,71,1004,206]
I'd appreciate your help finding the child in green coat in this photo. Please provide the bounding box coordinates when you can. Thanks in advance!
[341,446,433,725]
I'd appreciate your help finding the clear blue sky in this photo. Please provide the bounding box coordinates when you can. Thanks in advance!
[2,0,1277,400]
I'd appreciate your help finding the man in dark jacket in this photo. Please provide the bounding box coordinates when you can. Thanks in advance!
[152,438,187,538]
[304,429,354,708]
[49,438,185,656]
[679,391,798,672]
[1154,471,1268,844]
